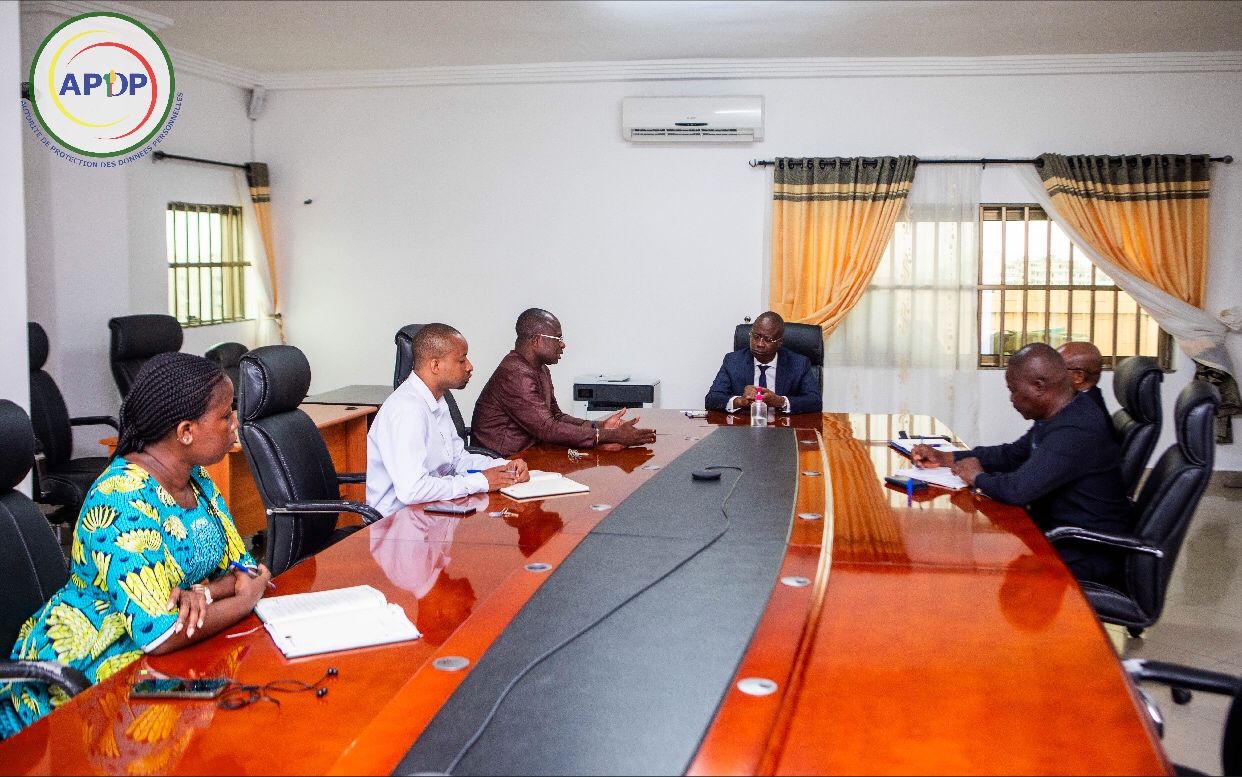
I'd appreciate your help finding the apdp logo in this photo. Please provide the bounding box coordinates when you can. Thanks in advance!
[28,12,174,158]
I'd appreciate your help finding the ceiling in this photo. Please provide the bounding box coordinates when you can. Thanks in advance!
[117,0,1242,74]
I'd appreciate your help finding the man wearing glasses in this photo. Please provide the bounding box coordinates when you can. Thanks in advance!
[472,308,657,457]
[1057,341,1114,430]
[705,311,822,415]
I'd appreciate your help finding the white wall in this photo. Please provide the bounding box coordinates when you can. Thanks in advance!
[20,3,256,456]
[255,68,1242,470]
[1,2,29,415]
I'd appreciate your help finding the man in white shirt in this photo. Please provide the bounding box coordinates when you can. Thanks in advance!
[367,323,529,516]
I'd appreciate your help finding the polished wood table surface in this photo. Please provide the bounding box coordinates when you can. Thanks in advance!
[102,403,375,538]
[3,410,1167,775]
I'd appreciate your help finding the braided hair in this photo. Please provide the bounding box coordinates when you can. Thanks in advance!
[115,352,226,457]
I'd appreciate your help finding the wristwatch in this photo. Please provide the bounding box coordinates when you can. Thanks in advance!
[191,583,213,606]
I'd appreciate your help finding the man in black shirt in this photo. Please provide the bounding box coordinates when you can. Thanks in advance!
[1058,340,1113,429]
[912,343,1132,583]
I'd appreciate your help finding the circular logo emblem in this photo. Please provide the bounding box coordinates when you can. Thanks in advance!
[28,12,174,158]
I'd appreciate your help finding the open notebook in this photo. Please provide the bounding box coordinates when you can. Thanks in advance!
[893,466,968,491]
[254,584,420,658]
[500,470,589,500]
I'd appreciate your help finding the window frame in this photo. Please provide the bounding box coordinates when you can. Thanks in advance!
[166,201,251,328]
[975,203,1172,371]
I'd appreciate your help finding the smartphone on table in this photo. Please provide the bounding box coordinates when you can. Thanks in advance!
[883,475,929,491]
[129,677,232,700]
[423,502,478,516]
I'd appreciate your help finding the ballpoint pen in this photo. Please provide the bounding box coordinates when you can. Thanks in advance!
[230,561,277,589]
[906,477,914,507]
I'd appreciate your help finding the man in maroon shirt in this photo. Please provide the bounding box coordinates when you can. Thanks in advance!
[471,309,657,457]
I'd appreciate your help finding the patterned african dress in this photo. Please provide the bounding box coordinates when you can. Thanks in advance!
[0,459,254,739]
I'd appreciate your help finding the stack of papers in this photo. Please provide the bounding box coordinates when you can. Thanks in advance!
[255,585,420,658]
[500,470,590,500]
[888,436,969,457]
[893,466,968,491]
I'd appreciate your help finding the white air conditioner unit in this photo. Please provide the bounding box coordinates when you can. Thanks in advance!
[622,96,763,143]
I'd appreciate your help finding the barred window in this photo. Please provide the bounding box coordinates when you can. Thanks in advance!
[977,204,1172,369]
[166,203,249,327]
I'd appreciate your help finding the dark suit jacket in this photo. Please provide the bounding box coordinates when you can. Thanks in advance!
[704,347,822,414]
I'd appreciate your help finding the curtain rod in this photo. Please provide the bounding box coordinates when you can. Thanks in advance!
[152,150,249,171]
[749,155,1233,168]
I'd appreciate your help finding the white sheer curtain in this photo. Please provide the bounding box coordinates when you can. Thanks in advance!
[1016,166,1239,375]
[825,164,982,443]
[234,169,282,346]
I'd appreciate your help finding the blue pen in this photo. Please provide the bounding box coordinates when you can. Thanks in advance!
[906,477,914,507]
[466,469,481,474]
[230,561,276,589]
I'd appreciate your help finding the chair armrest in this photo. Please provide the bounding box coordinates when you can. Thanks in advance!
[336,472,366,485]
[70,415,120,431]
[1124,658,1241,696]
[466,444,503,458]
[1045,526,1164,558]
[268,500,384,525]
[0,660,91,696]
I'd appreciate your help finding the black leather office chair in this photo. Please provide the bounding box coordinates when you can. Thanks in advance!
[1048,380,1220,637]
[394,324,499,457]
[734,320,824,388]
[27,322,118,522]
[0,400,90,698]
[1126,658,1242,776]
[108,314,183,399]
[1113,355,1164,498]
[205,341,249,407]
[237,345,382,576]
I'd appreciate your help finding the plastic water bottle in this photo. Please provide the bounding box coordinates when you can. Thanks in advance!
[750,392,768,427]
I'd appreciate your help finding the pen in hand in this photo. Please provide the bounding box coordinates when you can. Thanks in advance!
[229,561,276,589]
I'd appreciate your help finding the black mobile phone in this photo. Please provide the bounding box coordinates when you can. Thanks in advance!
[423,503,477,516]
[884,475,929,491]
[130,677,231,700]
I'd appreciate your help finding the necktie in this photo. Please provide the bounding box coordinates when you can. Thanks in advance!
[758,364,769,389]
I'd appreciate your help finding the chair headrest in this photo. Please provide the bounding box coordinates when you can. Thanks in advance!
[205,342,250,368]
[1113,355,1163,422]
[395,324,423,345]
[108,314,184,361]
[27,322,48,372]
[0,400,35,492]
[733,322,824,366]
[238,345,311,422]
[1175,380,1221,467]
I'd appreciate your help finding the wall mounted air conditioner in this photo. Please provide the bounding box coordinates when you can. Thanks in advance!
[622,96,763,142]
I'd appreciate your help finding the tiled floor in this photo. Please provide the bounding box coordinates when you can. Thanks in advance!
[1119,474,1242,775]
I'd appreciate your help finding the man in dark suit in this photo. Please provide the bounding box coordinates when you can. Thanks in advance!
[704,311,822,415]
[1057,341,1112,428]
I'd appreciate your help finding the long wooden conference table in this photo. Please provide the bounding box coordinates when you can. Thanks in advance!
[0,409,1168,775]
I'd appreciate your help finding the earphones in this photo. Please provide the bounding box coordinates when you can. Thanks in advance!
[318,666,338,697]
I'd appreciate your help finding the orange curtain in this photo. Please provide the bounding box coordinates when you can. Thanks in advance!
[770,157,917,335]
[1037,154,1210,307]
[245,163,285,343]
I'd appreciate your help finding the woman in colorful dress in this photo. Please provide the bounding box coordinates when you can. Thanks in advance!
[1,352,272,738]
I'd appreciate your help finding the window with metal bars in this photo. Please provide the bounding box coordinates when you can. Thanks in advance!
[977,204,1172,370]
[166,202,249,327]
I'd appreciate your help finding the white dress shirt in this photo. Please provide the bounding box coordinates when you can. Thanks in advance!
[726,353,793,413]
[366,374,506,516]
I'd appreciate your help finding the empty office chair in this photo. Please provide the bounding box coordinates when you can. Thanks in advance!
[1048,380,1220,637]
[394,324,499,457]
[27,322,117,522]
[1126,658,1242,776]
[108,314,183,398]
[205,341,249,407]
[734,320,824,388]
[237,345,382,576]
[0,400,90,698]
[1113,355,1164,497]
